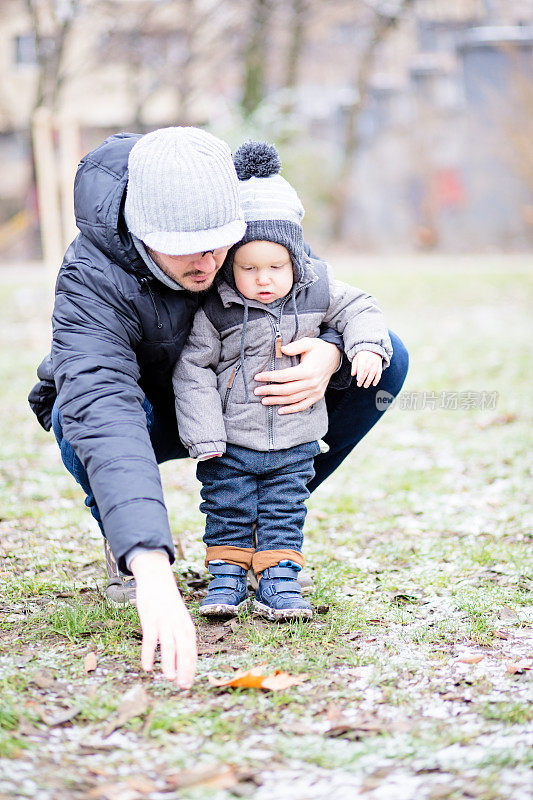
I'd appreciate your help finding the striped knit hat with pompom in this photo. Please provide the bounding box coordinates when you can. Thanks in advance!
[226,141,305,281]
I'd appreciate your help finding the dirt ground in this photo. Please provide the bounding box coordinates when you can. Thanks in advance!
[0,255,531,800]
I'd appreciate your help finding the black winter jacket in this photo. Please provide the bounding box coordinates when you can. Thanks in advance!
[30,133,203,570]
[28,133,347,572]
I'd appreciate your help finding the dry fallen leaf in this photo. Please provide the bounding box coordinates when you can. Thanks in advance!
[104,684,149,737]
[477,413,517,429]
[87,776,156,799]
[498,605,519,621]
[494,629,511,640]
[505,659,532,674]
[284,721,316,735]
[327,709,387,738]
[35,704,82,727]
[208,665,308,691]
[166,764,238,790]
[344,631,364,641]
[456,653,485,664]
[262,672,308,690]
[124,777,157,794]
[31,670,56,689]
[84,652,97,673]
[360,766,395,792]
[326,702,344,722]
[345,666,373,680]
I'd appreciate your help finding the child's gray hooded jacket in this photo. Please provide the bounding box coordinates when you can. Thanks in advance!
[173,254,392,458]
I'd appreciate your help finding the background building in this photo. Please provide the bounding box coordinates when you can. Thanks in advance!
[0,0,532,259]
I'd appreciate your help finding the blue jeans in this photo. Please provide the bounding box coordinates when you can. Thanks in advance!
[51,331,408,538]
[196,441,320,556]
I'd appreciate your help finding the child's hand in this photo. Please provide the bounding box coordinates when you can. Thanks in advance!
[351,350,383,388]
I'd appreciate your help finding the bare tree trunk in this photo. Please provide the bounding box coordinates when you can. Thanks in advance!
[279,0,308,124]
[129,39,148,133]
[241,0,272,118]
[26,0,79,115]
[177,0,196,124]
[284,0,307,93]
[25,0,80,258]
[330,0,415,239]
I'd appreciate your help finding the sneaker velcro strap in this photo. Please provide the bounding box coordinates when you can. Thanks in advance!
[266,566,300,579]
[208,563,245,576]
[208,576,244,591]
[271,580,302,595]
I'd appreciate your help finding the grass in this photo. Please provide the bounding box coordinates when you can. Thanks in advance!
[0,256,531,799]
[479,701,533,726]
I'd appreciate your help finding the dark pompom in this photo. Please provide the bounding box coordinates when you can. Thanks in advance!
[233,141,282,180]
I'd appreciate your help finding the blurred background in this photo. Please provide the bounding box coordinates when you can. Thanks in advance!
[0,0,532,264]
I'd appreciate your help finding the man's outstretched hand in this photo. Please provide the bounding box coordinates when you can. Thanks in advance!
[131,550,197,688]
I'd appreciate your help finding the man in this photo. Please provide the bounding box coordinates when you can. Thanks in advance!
[29,127,408,689]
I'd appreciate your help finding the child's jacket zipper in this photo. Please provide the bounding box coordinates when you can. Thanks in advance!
[222,364,241,413]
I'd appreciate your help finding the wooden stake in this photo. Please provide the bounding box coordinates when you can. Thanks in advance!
[32,107,63,275]
[58,114,80,251]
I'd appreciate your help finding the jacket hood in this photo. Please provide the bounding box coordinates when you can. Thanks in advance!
[73,132,146,273]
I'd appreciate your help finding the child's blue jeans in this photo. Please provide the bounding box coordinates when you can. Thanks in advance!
[196,441,320,574]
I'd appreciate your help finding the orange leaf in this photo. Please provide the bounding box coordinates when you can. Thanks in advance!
[84,652,97,673]
[505,659,532,674]
[208,665,307,691]
[262,672,308,690]
[456,653,485,664]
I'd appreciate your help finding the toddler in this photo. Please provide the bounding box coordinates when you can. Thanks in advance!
[173,141,392,620]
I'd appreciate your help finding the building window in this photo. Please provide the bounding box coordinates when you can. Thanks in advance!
[13,34,55,66]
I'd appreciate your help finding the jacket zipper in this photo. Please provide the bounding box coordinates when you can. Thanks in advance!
[267,300,289,449]
[222,364,241,413]
[139,277,163,329]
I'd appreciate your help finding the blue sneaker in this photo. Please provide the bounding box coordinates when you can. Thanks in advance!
[253,560,313,621]
[199,561,249,618]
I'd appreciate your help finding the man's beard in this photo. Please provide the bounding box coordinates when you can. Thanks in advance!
[158,262,219,293]
[179,272,218,293]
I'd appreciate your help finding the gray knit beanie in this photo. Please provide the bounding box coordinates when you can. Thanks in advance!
[224,141,305,282]
[125,127,246,255]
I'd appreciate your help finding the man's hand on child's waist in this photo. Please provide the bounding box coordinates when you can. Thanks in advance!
[253,338,341,415]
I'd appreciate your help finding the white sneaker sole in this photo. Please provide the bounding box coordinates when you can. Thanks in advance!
[252,600,313,621]
[198,598,249,618]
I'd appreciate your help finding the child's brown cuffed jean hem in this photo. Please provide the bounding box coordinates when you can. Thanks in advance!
[205,546,254,570]
[252,548,305,577]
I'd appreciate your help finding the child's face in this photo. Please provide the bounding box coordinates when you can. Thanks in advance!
[233,241,293,304]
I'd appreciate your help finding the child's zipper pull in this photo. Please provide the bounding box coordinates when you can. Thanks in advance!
[274,323,283,359]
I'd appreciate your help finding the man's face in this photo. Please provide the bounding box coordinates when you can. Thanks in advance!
[148,247,229,292]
